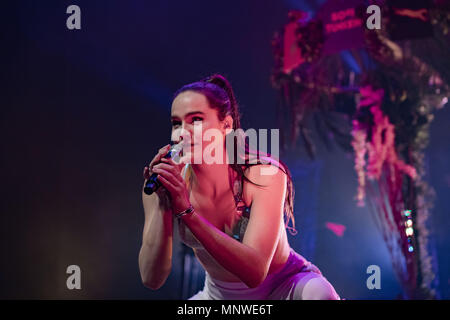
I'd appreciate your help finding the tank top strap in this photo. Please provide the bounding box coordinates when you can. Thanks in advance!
[233,159,268,218]
[233,170,252,218]
[232,175,243,205]
[231,170,251,242]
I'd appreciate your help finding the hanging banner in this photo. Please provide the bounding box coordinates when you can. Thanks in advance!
[316,0,365,55]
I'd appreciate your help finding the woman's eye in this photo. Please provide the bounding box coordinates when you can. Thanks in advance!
[171,121,181,127]
[192,117,203,123]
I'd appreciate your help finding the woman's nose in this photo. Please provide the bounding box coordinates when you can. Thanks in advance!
[172,126,194,144]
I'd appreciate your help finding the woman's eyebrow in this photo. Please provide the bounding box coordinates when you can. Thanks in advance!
[171,111,205,120]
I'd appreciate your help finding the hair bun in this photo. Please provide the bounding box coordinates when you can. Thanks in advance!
[203,74,237,106]
[203,74,229,90]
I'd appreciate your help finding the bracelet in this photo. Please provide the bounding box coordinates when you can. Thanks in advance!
[174,204,195,218]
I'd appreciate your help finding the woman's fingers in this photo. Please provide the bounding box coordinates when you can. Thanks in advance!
[149,144,171,172]
[154,161,180,175]
[152,162,184,184]
[155,144,171,161]
[160,158,185,181]
[143,144,174,196]
[143,166,151,180]
[152,167,181,189]
[155,172,176,194]
[158,144,171,158]
[161,157,185,169]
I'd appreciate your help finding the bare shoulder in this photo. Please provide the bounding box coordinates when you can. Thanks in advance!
[243,157,287,189]
[242,157,288,216]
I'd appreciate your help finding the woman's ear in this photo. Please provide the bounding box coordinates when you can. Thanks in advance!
[222,115,233,134]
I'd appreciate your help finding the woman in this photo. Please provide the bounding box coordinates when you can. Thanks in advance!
[139,74,340,300]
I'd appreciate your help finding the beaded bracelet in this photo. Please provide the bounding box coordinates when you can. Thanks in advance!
[174,204,194,218]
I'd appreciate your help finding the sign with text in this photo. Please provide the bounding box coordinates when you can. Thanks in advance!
[316,0,365,55]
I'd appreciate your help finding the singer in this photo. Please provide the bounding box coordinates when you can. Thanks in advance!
[139,74,340,300]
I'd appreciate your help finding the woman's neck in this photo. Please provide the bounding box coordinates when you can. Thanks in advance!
[189,163,235,200]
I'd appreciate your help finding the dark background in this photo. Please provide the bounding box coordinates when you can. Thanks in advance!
[2,0,449,299]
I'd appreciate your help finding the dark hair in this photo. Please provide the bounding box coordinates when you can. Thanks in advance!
[173,74,297,235]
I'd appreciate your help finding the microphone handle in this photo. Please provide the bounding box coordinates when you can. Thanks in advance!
[143,173,162,195]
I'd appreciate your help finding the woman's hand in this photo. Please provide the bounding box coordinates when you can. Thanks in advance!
[143,144,173,209]
[150,157,191,215]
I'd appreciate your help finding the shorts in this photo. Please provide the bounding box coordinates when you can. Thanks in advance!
[188,248,340,300]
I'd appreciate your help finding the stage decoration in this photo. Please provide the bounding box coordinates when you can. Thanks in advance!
[325,222,347,237]
[271,0,449,299]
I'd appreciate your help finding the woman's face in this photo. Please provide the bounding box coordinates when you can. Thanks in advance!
[170,90,232,164]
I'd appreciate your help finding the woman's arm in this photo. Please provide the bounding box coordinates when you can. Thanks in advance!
[138,144,176,290]
[180,164,287,288]
[138,182,174,290]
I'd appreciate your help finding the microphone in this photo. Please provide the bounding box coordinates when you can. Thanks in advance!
[143,141,184,195]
